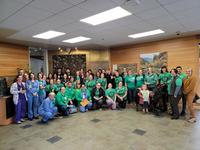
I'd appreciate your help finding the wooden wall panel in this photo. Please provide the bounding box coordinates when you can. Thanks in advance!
[110,36,199,79]
[0,43,29,76]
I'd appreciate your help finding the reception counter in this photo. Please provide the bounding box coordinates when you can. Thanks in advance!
[0,96,14,125]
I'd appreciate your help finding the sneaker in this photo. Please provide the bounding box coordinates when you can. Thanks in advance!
[20,119,25,122]
[188,118,196,123]
[16,121,22,124]
[34,116,39,119]
[28,118,33,121]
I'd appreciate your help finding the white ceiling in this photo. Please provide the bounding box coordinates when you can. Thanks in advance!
[0,0,200,49]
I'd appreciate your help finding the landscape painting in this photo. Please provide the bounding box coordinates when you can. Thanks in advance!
[140,52,167,73]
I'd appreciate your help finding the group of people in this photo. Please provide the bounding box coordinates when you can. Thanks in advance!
[10,66,197,124]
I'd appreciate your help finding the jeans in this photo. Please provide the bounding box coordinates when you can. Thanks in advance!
[106,99,116,109]
[181,93,186,114]
[170,95,181,118]
[57,105,70,116]
[27,94,39,119]
[40,107,57,122]
[127,88,135,104]
[79,102,93,112]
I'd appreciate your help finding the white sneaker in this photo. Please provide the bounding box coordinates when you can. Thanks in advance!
[20,119,25,122]
[188,118,196,123]
[16,121,22,124]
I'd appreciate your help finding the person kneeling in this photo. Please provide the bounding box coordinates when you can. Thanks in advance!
[106,83,117,110]
[91,83,105,109]
[38,92,57,123]
[76,84,92,112]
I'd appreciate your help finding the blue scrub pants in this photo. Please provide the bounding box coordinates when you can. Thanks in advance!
[27,94,39,119]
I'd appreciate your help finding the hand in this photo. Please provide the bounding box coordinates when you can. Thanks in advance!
[33,93,38,96]
[70,101,73,105]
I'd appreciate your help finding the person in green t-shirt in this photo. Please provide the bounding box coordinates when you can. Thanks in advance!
[86,74,96,94]
[125,70,136,104]
[114,71,123,88]
[65,82,75,104]
[97,73,107,90]
[76,84,92,112]
[106,83,117,110]
[135,69,145,89]
[69,76,76,89]
[38,72,46,105]
[46,79,59,95]
[116,81,127,109]
[159,66,172,112]
[145,67,159,91]
[168,68,183,120]
[176,66,187,116]
[55,87,70,116]
[56,79,64,91]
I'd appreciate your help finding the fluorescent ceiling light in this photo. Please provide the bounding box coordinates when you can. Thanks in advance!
[80,6,132,25]
[33,30,65,39]
[62,36,91,43]
[128,29,165,38]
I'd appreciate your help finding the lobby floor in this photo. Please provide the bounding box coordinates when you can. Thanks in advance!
[0,109,200,150]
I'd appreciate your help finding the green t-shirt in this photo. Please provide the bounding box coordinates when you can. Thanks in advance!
[106,88,116,100]
[38,80,46,95]
[95,89,100,98]
[116,86,127,99]
[159,72,172,84]
[46,84,58,93]
[179,73,187,80]
[136,75,145,88]
[75,89,91,105]
[167,76,182,95]
[125,75,136,89]
[97,78,107,89]
[86,80,96,93]
[65,87,75,101]
[56,83,64,91]
[56,92,68,106]
[145,73,158,87]
[115,76,122,87]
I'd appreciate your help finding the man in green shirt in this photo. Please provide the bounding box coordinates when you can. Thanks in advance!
[46,79,59,95]
[65,82,75,104]
[176,66,187,116]
[145,67,159,91]
[106,83,117,110]
[125,70,136,104]
[56,79,64,91]
[136,69,145,88]
[55,87,69,116]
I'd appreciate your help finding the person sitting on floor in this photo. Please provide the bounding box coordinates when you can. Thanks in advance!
[91,83,105,109]
[76,84,93,112]
[38,92,57,123]
[106,83,117,110]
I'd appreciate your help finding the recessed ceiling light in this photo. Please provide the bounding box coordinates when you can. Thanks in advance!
[80,6,132,25]
[128,29,165,38]
[62,36,91,43]
[33,30,65,39]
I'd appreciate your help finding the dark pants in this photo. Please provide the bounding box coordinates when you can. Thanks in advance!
[127,88,135,104]
[15,98,26,122]
[57,105,69,116]
[181,93,186,114]
[161,84,168,112]
[92,99,104,109]
[170,95,181,118]
[143,101,148,109]
[116,98,126,108]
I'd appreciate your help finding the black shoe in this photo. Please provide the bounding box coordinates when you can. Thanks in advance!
[180,112,186,116]
[171,116,179,120]
[28,118,33,121]
[34,116,39,119]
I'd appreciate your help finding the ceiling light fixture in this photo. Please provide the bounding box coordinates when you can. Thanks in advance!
[80,6,132,25]
[33,30,65,39]
[62,36,91,43]
[128,29,165,38]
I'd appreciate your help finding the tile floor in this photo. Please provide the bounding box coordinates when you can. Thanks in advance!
[0,109,200,150]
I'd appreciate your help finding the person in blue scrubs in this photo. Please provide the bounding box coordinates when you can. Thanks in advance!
[25,73,39,121]
[39,92,57,123]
